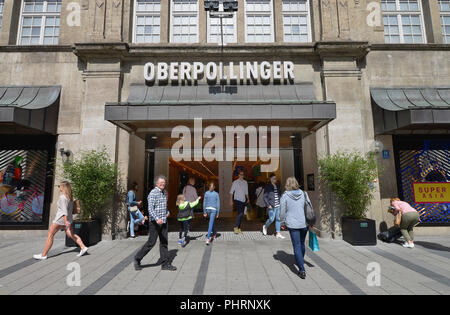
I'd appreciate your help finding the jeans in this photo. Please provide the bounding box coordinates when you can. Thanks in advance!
[234,200,246,228]
[206,210,218,239]
[288,228,308,273]
[265,206,281,233]
[135,221,169,266]
[179,219,191,239]
[129,210,145,237]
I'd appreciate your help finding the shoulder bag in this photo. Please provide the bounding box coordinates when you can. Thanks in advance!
[303,191,316,226]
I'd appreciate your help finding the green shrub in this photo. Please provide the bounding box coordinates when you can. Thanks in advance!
[62,148,118,221]
[318,152,378,220]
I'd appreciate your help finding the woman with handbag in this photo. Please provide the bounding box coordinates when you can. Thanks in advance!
[33,181,88,260]
[127,182,148,239]
[280,177,312,279]
[389,198,420,248]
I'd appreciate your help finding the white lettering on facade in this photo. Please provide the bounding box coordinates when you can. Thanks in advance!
[144,61,296,83]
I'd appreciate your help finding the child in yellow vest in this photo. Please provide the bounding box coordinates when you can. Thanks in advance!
[176,194,201,247]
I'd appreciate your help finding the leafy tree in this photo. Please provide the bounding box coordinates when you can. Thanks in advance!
[318,152,378,220]
[62,148,118,221]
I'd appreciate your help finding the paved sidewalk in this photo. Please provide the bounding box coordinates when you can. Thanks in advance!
[0,232,449,295]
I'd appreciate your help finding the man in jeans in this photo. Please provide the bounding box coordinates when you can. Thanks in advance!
[134,175,177,271]
[230,170,249,234]
[263,173,285,239]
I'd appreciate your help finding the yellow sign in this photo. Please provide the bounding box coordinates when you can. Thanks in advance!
[413,183,450,204]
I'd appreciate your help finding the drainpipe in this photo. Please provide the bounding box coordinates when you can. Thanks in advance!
[320,61,336,240]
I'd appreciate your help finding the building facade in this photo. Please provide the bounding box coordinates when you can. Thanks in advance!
[0,0,449,237]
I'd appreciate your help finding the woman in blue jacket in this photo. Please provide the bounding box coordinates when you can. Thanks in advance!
[203,182,220,245]
[280,177,312,279]
[126,182,147,238]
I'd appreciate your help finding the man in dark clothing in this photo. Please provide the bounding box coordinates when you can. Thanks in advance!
[134,175,177,271]
[262,173,285,239]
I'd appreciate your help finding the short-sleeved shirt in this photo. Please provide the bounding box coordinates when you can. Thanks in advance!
[392,201,417,215]
[255,187,266,208]
[230,179,248,203]
[53,195,73,226]
[183,185,198,203]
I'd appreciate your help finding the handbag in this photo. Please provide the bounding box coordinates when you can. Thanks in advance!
[303,191,316,225]
[394,211,402,227]
[308,230,320,252]
[73,200,81,215]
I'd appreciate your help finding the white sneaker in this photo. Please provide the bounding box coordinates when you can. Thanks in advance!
[402,242,410,248]
[409,243,415,249]
[33,254,47,260]
[77,247,89,257]
[276,233,286,239]
[262,225,267,236]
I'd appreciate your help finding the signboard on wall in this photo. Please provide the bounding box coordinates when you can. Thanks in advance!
[413,182,450,204]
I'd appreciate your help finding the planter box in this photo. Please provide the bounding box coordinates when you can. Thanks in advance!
[341,217,377,246]
[66,219,102,247]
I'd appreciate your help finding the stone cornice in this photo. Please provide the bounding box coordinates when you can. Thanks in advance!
[371,44,450,51]
[315,41,371,60]
[0,45,72,52]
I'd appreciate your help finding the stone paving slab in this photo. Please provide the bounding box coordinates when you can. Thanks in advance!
[0,234,449,295]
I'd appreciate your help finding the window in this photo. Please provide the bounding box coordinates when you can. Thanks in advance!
[245,0,274,43]
[381,0,426,43]
[282,0,311,43]
[171,0,198,43]
[207,2,237,44]
[0,0,4,31]
[439,0,450,43]
[134,0,161,43]
[18,0,61,45]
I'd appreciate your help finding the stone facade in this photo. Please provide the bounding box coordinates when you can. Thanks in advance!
[0,0,449,237]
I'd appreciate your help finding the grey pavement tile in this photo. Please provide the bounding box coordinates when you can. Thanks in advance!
[31,241,119,295]
[366,246,450,288]
[11,242,112,295]
[350,246,444,295]
[60,242,139,295]
[0,235,449,295]
[376,241,450,273]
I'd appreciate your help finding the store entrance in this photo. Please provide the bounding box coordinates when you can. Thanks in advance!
[147,149,302,232]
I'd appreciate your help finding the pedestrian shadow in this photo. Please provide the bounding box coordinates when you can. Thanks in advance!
[414,241,450,252]
[186,234,204,245]
[49,248,80,258]
[273,250,315,275]
[140,249,178,268]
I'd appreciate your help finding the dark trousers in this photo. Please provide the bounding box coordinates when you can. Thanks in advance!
[179,219,190,239]
[234,200,246,228]
[288,228,308,273]
[135,221,169,266]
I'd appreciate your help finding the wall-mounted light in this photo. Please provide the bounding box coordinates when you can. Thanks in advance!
[223,1,238,12]
[60,148,71,158]
[204,1,219,11]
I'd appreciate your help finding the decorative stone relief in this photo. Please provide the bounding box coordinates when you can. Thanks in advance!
[93,0,106,37]
[337,0,351,38]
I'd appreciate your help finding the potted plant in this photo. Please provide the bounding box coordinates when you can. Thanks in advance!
[61,148,118,247]
[318,152,379,246]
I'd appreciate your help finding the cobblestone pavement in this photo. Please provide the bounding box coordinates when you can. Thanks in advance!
[0,232,449,295]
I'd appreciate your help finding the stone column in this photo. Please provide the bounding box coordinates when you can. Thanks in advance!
[316,42,384,237]
[74,43,131,239]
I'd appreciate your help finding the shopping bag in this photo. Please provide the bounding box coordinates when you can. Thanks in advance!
[308,230,320,252]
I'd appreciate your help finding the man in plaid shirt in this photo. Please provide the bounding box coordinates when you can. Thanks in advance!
[134,175,177,271]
